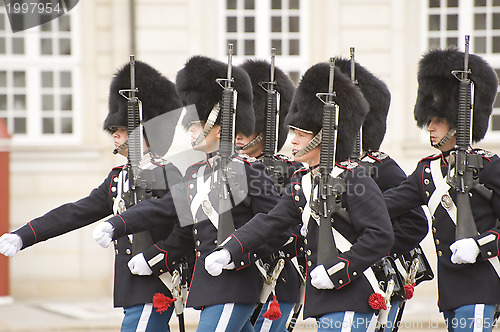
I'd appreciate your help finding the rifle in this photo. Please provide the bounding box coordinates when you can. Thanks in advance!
[259,48,289,194]
[214,44,238,244]
[448,35,483,240]
[118,55,154,254]
[158,262,189,332]
[311,58,346,264]
[348,47,362,162]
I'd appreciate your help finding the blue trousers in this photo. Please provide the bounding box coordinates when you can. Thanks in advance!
[253,301,295,332]
[443,304,496,332]
[196,303,255,332]
[121,303,173,332]
[317,311,376,332]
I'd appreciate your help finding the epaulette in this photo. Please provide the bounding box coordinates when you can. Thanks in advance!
[112,165,126,171]
[337,160,359,170]
[419,153,441,162]
[367,150,389,161]
[473,148,496,159]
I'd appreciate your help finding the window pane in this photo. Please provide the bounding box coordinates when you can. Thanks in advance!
[272,40,282,55]
[289,16,299,32]
[494,69,500,83]
[289,39,300,55]
[0,95,6,110]
[272,0,281,9]
[429,15,440,31]
[0,71,6,87]
[245,17,254,33]
[429,0,441,8]
[14,95,25,110]
[61,118,73,133]
[494,93,500,107]
[58,15,71,31]
[446,37,458,47]
[14,118,26,134]
[272,17,282,32]
[227,17,237,33]
[493,36,500,53]
[289,0,299,9]
[43,95,54,110]
[492,0,500,5]
[447,0,458,7]
[0,14,4,30]
[475,14,486,30]
[474,36,486,53]
[61,94,72,110]
[42,72,53,87]
[43,118,54,134]
[59,38,71,55]
[60,72,71,87]
[491,114,500,131]
[12,38,24,54]
[475,0,486,5]
[41,38,53,55]
[447,15,458,30]
[429,37,440,49]
[244,40,254,55]
[228,39,238,55]
[227,0,237,9]
[13,71,25,87]
[493,14,500,29]
[244,0,254,10]
[41,21,52,31]
[0,38,5,54]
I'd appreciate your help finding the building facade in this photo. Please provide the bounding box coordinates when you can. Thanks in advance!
[1,0,498,300]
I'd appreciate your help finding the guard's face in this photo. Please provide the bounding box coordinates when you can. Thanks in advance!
[112,127,128,157]
[188,121,220,153]
[427,117,456,151]
[291,129,320,165]
[235,132,262,157]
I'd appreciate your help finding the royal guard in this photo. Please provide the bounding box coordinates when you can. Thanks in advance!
[93,54,285,331]
[383,47,500,331]
[237,58,305,331]
[0,60,184,331]
[205,61,395,331]
[335,56,432,330]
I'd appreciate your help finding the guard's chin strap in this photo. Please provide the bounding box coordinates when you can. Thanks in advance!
[192,103,221,147]
[292,129,323,158]
[236,132,263,152]
[431,128,457,149]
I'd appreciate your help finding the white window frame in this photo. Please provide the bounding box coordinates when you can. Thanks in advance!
[420,0,500,142]
[0,3,82,146]
[218,0,309,80]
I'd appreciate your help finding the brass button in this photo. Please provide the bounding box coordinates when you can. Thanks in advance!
[432,227,437,233]
[194,228,198,235]
[424,179,430,185]
[425,168,431,173]
[240,261,245,266]
[113,177,118,182]
[339,279,343,284]
[425,191,430,197]
[286,253,290,258]
[192,173,197,178]
[438,251,442,257]
[299,207,303,213]
[111,187,117,192]
[304,239,308,245]
[294,184,301,190]
[295,196,300,201]
[159,269,164,273]
[307,250,312,256]
[115,250,119,255]
[126,249,131,255]
[352,272,357,276]
[196,240,200,246]
[307,261,312,267]
[487,251,492,256]
[189,184,194,189]
[435,239,440,245]
[197,251,201,257]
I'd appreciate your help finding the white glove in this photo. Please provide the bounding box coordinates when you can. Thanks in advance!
[0,233,22,257]
[128,253,153,276]
[450,238,480,264]
[310,264,335,289]
[204,249,232,276]
[92,222,114,248]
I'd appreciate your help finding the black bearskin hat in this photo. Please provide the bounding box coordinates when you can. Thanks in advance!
[104,60,182,155]
[414,48,498,143]
[335,58,391,151]
[176,55,255,136]
[286,62,370,161]
[240,59,296,151]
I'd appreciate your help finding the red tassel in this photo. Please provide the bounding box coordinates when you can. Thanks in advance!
[152,293,176,313]
[262,295,282,321]
[404,283,415,300]
[368,293,387,310]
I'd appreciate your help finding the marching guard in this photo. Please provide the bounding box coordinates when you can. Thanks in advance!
[93,54,285,331]
[0,60,184,331]
[383,46,500,331]
[205,61,395,332]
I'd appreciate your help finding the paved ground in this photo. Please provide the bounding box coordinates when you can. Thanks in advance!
[0,291,458,332]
